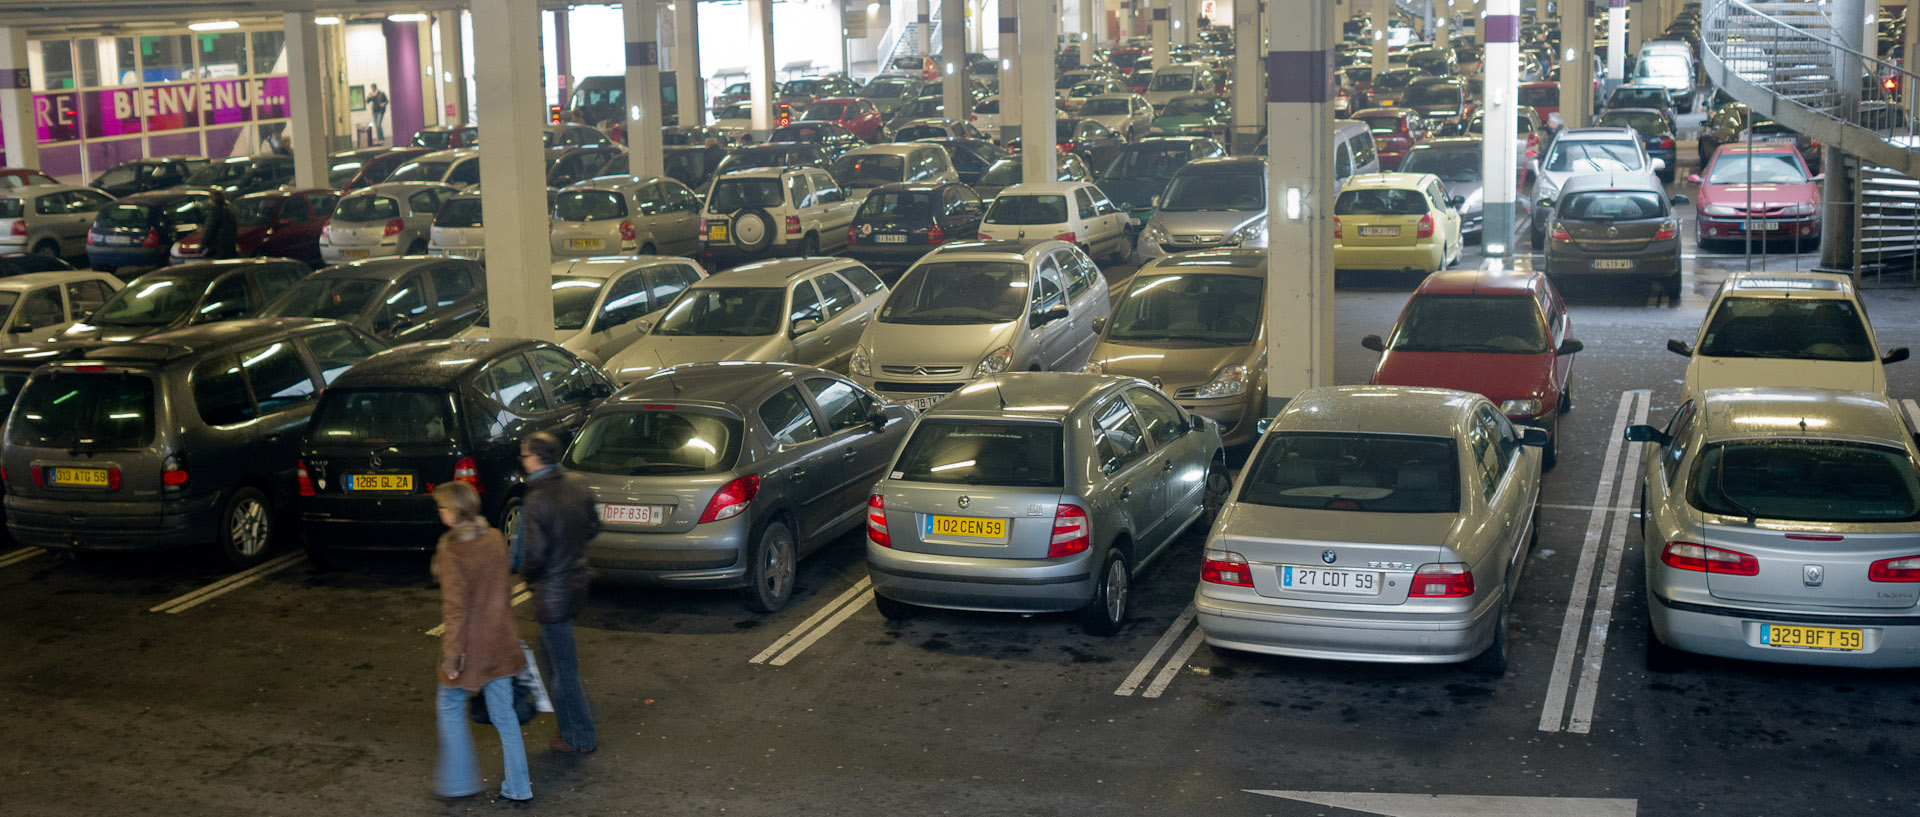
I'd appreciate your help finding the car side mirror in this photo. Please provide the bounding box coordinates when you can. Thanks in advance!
[1030,303,1068,328]
[1650,157,1667,172]
[1812,173,1826,182]
[1187,413,1206,432]
[1521,426,1551,447]
[1536,196,1555,210]
[1669,194,1691,207]
[1149,194,1161,209]
[1361,334,1386,352]
[1090,315,1108,335]
[1101,456,1125,475]
[1254,418,1272,436]
[1556,338,1584,356]
[1686,173,1702,184]
[868,409,890,431]
[791,317,820,337]
[1883,347,1910,364]
[1447,195,1465,209]
[1666,338,1693,357]
[1623,424,1670,445]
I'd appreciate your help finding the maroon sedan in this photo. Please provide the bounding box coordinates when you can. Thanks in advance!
[1688,141,1822,251]
[799,96,885,142]
[170,187,339,267]
[1352,107,1429,171]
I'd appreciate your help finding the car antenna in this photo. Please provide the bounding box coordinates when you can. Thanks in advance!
[654,349,682,394]
[993,377,1007,410]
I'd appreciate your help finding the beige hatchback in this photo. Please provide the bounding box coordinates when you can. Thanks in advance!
[550,175,704,258]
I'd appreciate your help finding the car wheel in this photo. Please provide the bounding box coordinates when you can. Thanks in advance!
[1543,416,1559,470]
[1468,594,1510,674]
[741,518,797,613]
[496,496,525,556]
[1558,378,1573,414]
[407,239,427,254]
[217,486,275,569]
[1663,272,1683,302]
[32,240,59,259]
[799,233,819,258]
[1645,617,1686,673]
[873,593,917,622]
[1200,458,1232,530]
[1527,504,1541,551]
[1079,547,1131,636]
[1529,224,1544,251]
[640,242,657,256]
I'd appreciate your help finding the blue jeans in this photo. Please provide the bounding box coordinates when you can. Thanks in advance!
[539,618,597,749]
[435,679,531,800]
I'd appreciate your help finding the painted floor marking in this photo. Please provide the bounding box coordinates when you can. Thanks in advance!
[1567,391,1650,734]
[1902,399,1920,430]
[749,576,873,665]
[426,581,529,636]
[1115,603,1197,697]
[1141,626,1206,699]
[1246,790,1636,817]
[0,546,44,569]
[149,552,305,614]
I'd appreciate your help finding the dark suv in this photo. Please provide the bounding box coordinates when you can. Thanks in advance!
[59,259,311,343]
[2,319,388,566]
[259,257,486,345]
[296,339,614,565]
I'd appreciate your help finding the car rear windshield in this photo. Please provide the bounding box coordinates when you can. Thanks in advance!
[1358,114,1407,135]
[1611,88,1669,108]
[707,178,785,212]
[566,409,743,475]
[1161,97,1216,116]
[8,371,156,450]
[895,125,947,141]
[1335,187,1429,216]
[1518,85,1560,107]
[1697,297,1874,361]
[98,204,152,229]
[89,276,200,327]
[832,154,906,188]
[556,190,627,221]
[1080,98,1131,116]
[550,275,606,331]
[336,195,399,222]
[1542,139,1644,173]
[985,194,1068,225]
[1160,169,1264,211]
[1559,190,1666,220]
[890,56,925,70]
[233,197,278,227]
[387,161,451,183]
[1103,145,1196,178]
[859,190,933,220]
[893,420,1064,487]
[974,98,1000,114]
[0,198,20,218]
[435,197,484,228]
[310,388,458,447]
[881,262,1029,324]
[1596,110,1667,136]
[1388,294,1549,354]
[1239,432,1460,513]
[651,287,784,336]
[264,276,385,322]
[1403,84,1463,108]
[1691,440,1920,523]
[186,161,249,186]
[1148,71,1195,91]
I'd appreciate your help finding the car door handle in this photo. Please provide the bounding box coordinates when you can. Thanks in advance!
[793,468,807,479]
[843,448,858,458]
[1119,486,1132,501]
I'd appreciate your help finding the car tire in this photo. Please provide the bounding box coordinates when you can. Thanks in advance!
[873,593,917,622]
[1468,595,1510,674]
[1645,617,1687,673]
[640,242,657,256]
[1527,504,1541,551]
[1559,379,1573,414]
[1529,224,1544,251]
[1543,416,1559,470]
[216,486,275,569]
[733,208,775,254]
[799,233,819,258]
[1200,458,1232,531]
[496,496,525,556]
[1079,546,1131,636]
[741,517,797,613]
[407,239,427,254]
[32,240,59,258]
[1662,272,1682,302]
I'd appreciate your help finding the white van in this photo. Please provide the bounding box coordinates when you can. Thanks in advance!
[1256,120,1380,189]
[1633,40,1697,113]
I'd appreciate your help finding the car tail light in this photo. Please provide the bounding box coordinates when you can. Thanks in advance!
[1550,222,1573,242]
[785,215,801,235]
[1054,231,1077,243]
[1869,555,1920,582]
[1416,213,1435,239]
[866,492,890,548]
[978,233,992,240]
[453,456,481,490]
[1060,141,1077,153]
[1654,220,1677,240]
[619,220,637,242]
[383,218,404,237]
[928,223,944,245]
[847,226,859,244]
[160,454,188,487]
[141,229,161,248]
[30,466,42,487]
[699,474,760,523]
[9,221,23,236]
[86,231,95,246]
[296,460,315,497]
[1201,549,1253,587]
[107,467,122,491]
[1333,216,1342,238]
[1410,562,1475,597]
[700,218,709,234]
[1047,502,1091,558]
[1656,136,1674,149]
[1660,541,1759,576]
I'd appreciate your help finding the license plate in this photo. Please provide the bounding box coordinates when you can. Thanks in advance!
[923,514,1008,542]
[345,473,413,491]
[98,234,133,246]
[904,395,943,412]
[342,248,371,259]
[1744,220,1781,230]
[708,224,728,242]
[567,238,604,250]
[599,503,668,525]
[49,467,109,487]
[1591,258,1635,270]
[874,234,907,244]
[1759,623,1863,651]
[1279,565,1382,595]
[1358,225,1400,237]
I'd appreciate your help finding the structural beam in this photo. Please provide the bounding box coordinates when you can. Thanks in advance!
[1152,0,1169,72]
[918,0,933,55]
[999,3,1022,143]
[1230,0,1261,154]
[1265,0,1338,408]
[1020,0,1059,184]
[1081,0,1097,63]
[1481,0,1519,255]
[437,10,468,124]
[4,27,42,169]
[747,0,776,133]
[942,0,970,124]
[674,0,701,127]
[1558,0,1590,129]
[283,13,329,189]
[1606,0,1625,90]
[473,0,556,340]
[626,0,664,179]
[1372,0,1391,78]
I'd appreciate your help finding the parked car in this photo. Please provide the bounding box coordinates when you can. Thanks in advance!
[4,318,387,567]
[1604,83,1680,124]
[295,338,614,565]
[1630,40,1697,112]
[700,166,859,262]
[1593,108,1679,182]
[1194,385,1546,671]
[577,361,913,611]
[1021,118,1128,173]
[855,77,922,116]
[58,259,308,342]
[1060,77,1130,113]
[1689,141,1822,252]
[551,175,704,258]
[318,182,455,263]
[970,153,1093,201]
[1463,107,1544,183]
[1699,107,1822,176]
[0,184,114,261]
[333,147,431,191]
[546,145,627,189]
[885,55,941,83]
[830,143,961,201]
[892,118,990,143]
[1149,95,1232,141]
[84,189,212,272]
[1143,63,1219,107]
[971,95,1009,141]
[411,124,480,150]
[1094,136,1227,224]
[0,270,121,345]
[1519,80,1562,127]
[1137,156,1268,257]
[798,97,886,142]
[89,157,207,198]
[1530,127,1661,249]
[1397,138,1490,239]
[384,148,483,189]
[845,182,987,276]
[1076,93,1156,141]
[1628,387,1920,669]
[866,372,1228,634]
[0,168,61,191]
[1541,172,1687,298]
[543,124,615,149]
[0,253,75,277]
[850,240,1110,410]
[1364,68,1425,108]
[708,143,832,182]
[978,181,1131,264]
[1666,271,1905,397]
[914,138,1010,187]
[456,256,705,365]
[606,257,888,382]
[169,187,339,268]
[768,122,866,158]
[1085,249,1268,446]
[1364,268,1582,464]
[1351,108,1430,170]
[182,155,296,196]
[259,256,487,346]
[1402,77,1471,131]
[883,96,957,137]
[427,189,488,259]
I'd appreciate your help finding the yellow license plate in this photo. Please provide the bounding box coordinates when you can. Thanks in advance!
[343,249,370,259]
[567,238,604,249]
[347,474,414,491]
[1760,623,1863,651]
[708,224,728,242]
[924,515,1007,542]
[50,467,109,487]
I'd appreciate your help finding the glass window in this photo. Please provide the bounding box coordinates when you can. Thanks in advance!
[565,409,742,475]
[785,173,811,207]
[34,193,64,216]
[303,328,381,384]
[813,273,855,317]
[308,192,339,217]
[1662,400,1695,482]
[192,355,256,426]
[1238,432,1460,513]
[651,287,784,336]
[407,189,443,214]
[642,263,697,304]
[39,40,76,90]
[310,389,456,445]
[594,271,650,330]
[789,280,824,323]
[482,354,549,415]
[446,159,481,187]
[1691,440,1920,523]
[1074,188,1098,220]
[1387,294,1548,354]
[1335,187,1431,216]
[250,31,285,75]
[261,276,382,322]
[1125,388,1187,448]
[197,32,248,78]
[9,372,156,449]
[804,377,873,433]
[197,274,254,322]
[384,275,427,319]
[881,262,1028,324]
[1559,190,1667,221]
[64,280,114,318]
[337,195,399,222]
[839,264,886,295]
[985,194,1069,225]
[256,264,303,302]
[10,287,62,332]
[1093,398,1150,473]
[429,264,475,306]
[280,195,311,222]
[1697,297,1875,362]
[529,348,595,408]
[138,35,193,83]
[758,386,820,445]
[241,340,318,413]
[893,420,1064,487]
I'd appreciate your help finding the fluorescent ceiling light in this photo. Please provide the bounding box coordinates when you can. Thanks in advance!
[188,20,239,31]
[315,16,342,25]
[388,13,429,22]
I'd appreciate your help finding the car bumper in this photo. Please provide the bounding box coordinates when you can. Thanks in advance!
[551,237,631,258]
[1195,588,1500,664]
[1333,241,1445,272]
[1178,394,1265,447]
[6,493,222,551]
[846,242,939,269]
[320,244,402,264]
[1544,243,1682,279]
[1650,592,1920,668]
[427,246,485,260]
[298,511,443,552]
[1696,215,1820,242]
[585,515,754,587]
[866,540,1096,613]
[87,245,168,267]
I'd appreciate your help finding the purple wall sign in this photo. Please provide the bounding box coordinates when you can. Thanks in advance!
[34,92,81,142]
[146,131,203,158]
[84,138,146,174]
[204,126,243,159]
[384,21,424,147]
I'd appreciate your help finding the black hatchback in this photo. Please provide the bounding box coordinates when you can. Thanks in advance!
[844,182,985,279]
[84,188,213,274]
[58,259,312,343]
[259,257,487,346]
[296,338,614,564]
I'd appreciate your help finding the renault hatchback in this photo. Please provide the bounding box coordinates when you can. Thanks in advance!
[319,182,454,263]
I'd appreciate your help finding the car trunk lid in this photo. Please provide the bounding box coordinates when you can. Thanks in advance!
[1701,522,1920,611]
[302,387,466,517]
[1211,504,1457,605]
[1564,216,1666,252]
[3,365,165,504]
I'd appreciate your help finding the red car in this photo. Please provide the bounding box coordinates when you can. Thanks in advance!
[1688,141,1822,250]
[1352,107,1429,171]
[1363,268,1582,466]
[1519,81,1560,129]
[884,55,941,83]
[170,187,339,267]
[799,96,885,143]
[0,167,60,190]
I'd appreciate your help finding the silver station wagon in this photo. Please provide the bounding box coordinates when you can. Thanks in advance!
[866,373,1229,635]
[577,362,914,612]
[1628,387,1920,669]
[1195,386,1545,672]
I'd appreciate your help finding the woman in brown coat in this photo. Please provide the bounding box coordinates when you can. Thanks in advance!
[431,482,531,802]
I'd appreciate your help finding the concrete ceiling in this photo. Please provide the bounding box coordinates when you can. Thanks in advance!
[0,1,590,35]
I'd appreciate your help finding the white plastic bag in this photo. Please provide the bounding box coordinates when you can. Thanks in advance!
[518,640,553,713]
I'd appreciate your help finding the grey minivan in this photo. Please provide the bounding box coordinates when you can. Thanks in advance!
[866,372,1230,634]
[578,362,914,612]
[1136,157,1269,257]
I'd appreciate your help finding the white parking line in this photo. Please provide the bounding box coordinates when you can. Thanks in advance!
[1902,399,1920,430]
[1115,604,1197,697]
[1567,393,1650,734]
[426,581,528,636]
[0,546,44,569]
[149,552,305,614]
[1141,627,1206,699]
[749,577,872,665]
[1538,390,1646,733]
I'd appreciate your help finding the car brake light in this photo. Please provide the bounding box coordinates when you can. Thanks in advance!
[1656,136,1675,148]
[977,233,992,240]
[160,454,187,487]
[1409,562,1474,597]
[785,215,801,235]
[1869,555,1920,582]
[1048,502,1091,558]
[107,467,122,491]
[847,226,859,244]
[453,456,481,490]
[383,218,404,237]
[1550,222,1573,242]
[296,460,315,496]
[1201,549,1253,587]
[1654,220,1677,240]
[1660,541,1759,576]
[1333,216,1342,238]
[86,231,95,246]
[928,223,944,245]
[1054,231,1077,243]
[141,228,161,248]
[9,220,23,236]
[1416,213,1435,239]
[619,220,637,242]
[699,474,760,523]
[30,465,42,487]
[867,492,890,548]
[1060,141,1076,153]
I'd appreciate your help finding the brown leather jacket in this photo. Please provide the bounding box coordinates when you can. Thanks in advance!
[520,467,599,623]
[434,525,525,690]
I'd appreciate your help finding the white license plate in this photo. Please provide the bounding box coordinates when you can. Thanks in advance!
[1744,220,1781,230]
[874,234,907,244]
[1591,258,1635,270]
[904,395,943,412]
[1358,225,1400,237]
[599,503,668,525]
[98,234,134,246]
[1279,565,1382,595]
[567,238,605,250]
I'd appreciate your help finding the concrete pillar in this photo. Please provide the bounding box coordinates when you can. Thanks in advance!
[628,0,664,179]
[999,4,1023,143]
[554,10,573,112]
[675,0,702,128]
[284,13,330,189]
[1606,0,1625,90]
[1558,0,1589,129]
[1481,0,1519,256]
[1152,0,1170,69]
[437,11,469,124]
[1230,1,1262,154]
[918,0,933,55]
[473,0,556,340]
[1020,0,1059,184]
[1265,0,1338,408]
[944,0,970,121]
[1372,0,1391,78]
[1436,6,1451,51]
[970,0,985,53]
[747,0,776,133]
[1626,0,1643,60]
[1905,0,1918,113]
[1081,0,1098,63]
[1822,0,1866,272]
[384,20,427,145]
[0,26,36,170]
[416,21,439,131]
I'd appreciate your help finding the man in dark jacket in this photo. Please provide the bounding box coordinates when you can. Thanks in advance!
[518,431,599,754]
[201,190,239,260]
